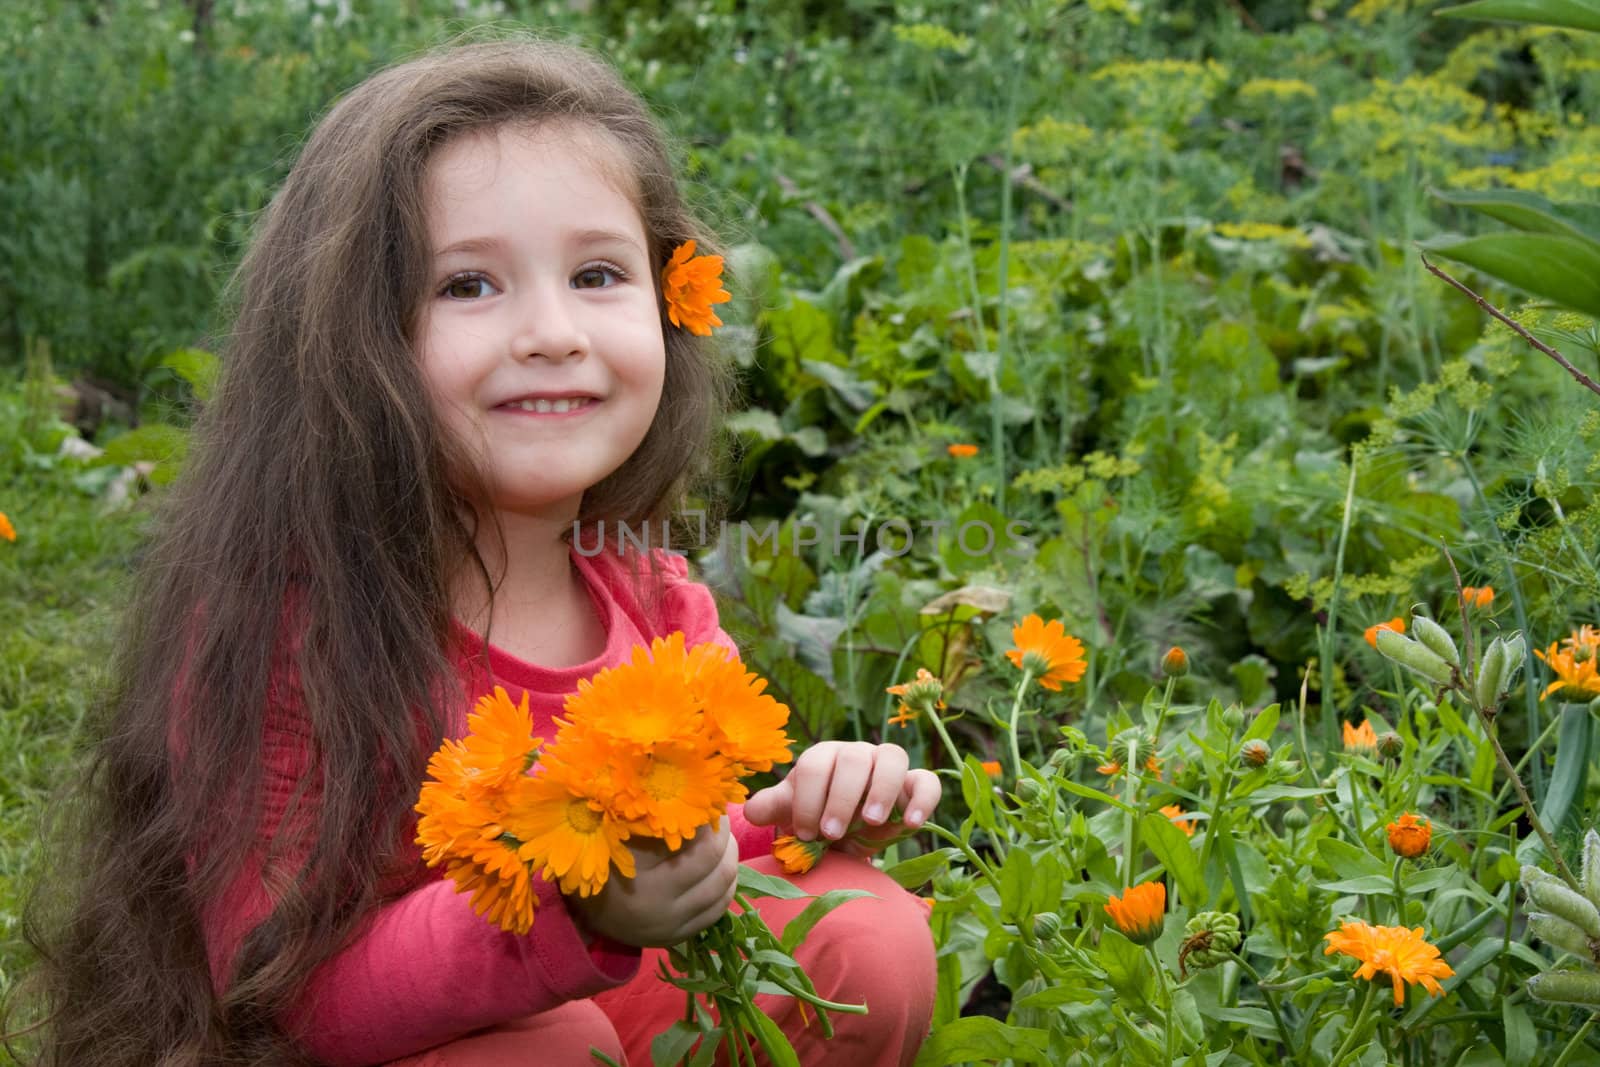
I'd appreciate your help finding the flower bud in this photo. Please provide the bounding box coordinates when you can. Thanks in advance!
[1582,829,1600,911]
[1375,627,1457,686]
[1377,731,1403,760]
[1474,637,1509,710]
[1412,614,1461,669]
[1238,739,1270,768]
[1283,806,1310,831]
[1178,911,1242,976]
[1528,913,1597,960]
[1528,969,1600,1009]
[1222,705,1245,732]
[1386,813,1431,858]
[1033,912,1063,941]
[1016,777,1045,803]
[1162,646,1190,677]
[934,871,973,898]
[1524,865,1600,938]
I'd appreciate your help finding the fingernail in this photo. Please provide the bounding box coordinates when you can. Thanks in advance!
[822,818,843,840]
[906,810,924,827]
[796,828,815,842]
[864,803,886,824]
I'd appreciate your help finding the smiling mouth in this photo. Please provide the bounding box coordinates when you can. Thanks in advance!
[500,397,597,414]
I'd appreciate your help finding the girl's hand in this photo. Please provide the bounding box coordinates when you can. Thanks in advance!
[570,816,738,948]
[743,741,941,854]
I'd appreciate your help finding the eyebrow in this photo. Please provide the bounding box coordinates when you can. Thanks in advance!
[433,229,647,259]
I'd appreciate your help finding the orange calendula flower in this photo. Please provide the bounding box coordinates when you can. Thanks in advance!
[1005,615,1087,691]
[505,767,636,899]
[773,834,828,875]
[1159,803,1195,837]
[1097,759,1123,777]
[1343,720,1379,753]
[1386,813,1432,858]
[980,759,1002,778]
[457,687,543,796]
[1323,921,1455,1006]
[1105,881,1166,945]
[886,667,946,727]
[1161,646,1189,677]
[1460,586,1494,609]
[947,443,979,458]
[1534,625,1600,702]
[1364,616,1406,648]
[0,512,14,543]
[661,240,730,336]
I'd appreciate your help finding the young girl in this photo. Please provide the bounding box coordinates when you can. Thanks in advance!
[14,38,939,1067]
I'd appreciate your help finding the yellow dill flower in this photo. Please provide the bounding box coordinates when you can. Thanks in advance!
[1237,78,1317,103]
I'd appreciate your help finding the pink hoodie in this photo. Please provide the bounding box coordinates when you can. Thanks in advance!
[203,549,775,1066]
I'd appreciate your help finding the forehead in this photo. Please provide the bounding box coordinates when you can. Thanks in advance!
[422,122,645,241]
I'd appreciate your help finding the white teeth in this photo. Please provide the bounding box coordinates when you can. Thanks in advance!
[514,397,590,413]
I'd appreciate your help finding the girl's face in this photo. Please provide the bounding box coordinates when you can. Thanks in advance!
[416,123,667,521]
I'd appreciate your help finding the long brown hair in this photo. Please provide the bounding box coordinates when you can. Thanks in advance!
[7,37,732,1066]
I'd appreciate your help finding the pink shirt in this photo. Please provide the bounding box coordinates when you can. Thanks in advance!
[204,549,775,1066]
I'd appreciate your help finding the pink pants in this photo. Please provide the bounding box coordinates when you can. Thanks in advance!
[388,853,936,1066]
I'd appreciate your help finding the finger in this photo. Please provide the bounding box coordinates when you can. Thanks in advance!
[673,830,739,934]
[898,768,942,828]
[786,743,840,841]
[741,780,792,828]
[860,743,909,826]
[819,742,877,840]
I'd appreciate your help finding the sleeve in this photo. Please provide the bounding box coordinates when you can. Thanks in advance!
[202,650,641,1067]
[649,551,777,861]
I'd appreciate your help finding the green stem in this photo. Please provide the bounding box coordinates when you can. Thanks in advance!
[924,820,1000,888]
[1322,455,1361,756]
[1121,735,1141,890]
[1329,980,1380,1067]
[1391,856,1407,926]
[923,704,965,779]
[1152,945,1175,1064]
[1008,668,1034,781]
[1151,674,1177,747]
[1553,1014,1600,1067]
[1232,955,1302,1067]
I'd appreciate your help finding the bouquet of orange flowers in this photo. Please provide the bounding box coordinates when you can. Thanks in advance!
[416,632,867,1066]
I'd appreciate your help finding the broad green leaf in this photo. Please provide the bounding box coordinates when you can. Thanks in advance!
[1540,702,1594,835]
[911,1016,1051,1065]
[1242,703,1280,745]
[98,423,188,468]
[1436,0,1600,31]
[649,1021,703,1067]
[1053,774,1137,813]
[1433,188,1600,250]
[159,347,219,403]
[743,1004,800,1067]
[1318,837,1388,881]
[882,848,958,890]
[778,889,875,954]
[1319,874,1398,895]
[1098,927,1151,1002]
[736,864,810,900]
[1421,233,1600,319]
[1141,812,1206,905]
[998,845,1036,924]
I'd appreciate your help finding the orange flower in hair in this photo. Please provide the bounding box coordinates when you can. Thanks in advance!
[0,512,14,543]
[661,240,730,336]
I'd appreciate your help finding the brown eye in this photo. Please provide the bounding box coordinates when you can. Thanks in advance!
[573,267,612,289]
[442,274,494,300]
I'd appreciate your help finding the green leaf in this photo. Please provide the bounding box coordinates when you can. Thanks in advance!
[1317,837,1388,881]
[649,1022,703,1067]
[998,845,1036,924]
[1242,703,1280,745]
[1502,999,1537,1064]
[736,864,811,901]
[1053,774,1137,813]
[778,889,875,954]
[159,347,219,403]
[1420,233,1600,319]
[744,1004,800,1067]
[1098,927,1151,1002]
[1433,188,1600,250]
[881,848,958,890]
[1319,874,1399,895]
[1540,702,1594,836]
[911,1016,1051,1065]
[1141,813,1205,906]
[1436,0,1600,31]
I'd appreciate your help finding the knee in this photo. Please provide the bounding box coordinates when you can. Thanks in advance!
[795,855,936,1018]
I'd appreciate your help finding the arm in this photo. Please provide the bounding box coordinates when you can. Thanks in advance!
[202,661,640,1067]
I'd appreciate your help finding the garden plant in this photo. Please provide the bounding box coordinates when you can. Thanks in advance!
[5,0,1600,1062]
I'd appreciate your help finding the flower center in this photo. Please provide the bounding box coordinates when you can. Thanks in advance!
[565,798,603,834]
[644,759,688,802]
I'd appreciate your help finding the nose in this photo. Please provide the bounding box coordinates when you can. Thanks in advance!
[510,282,588,363]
